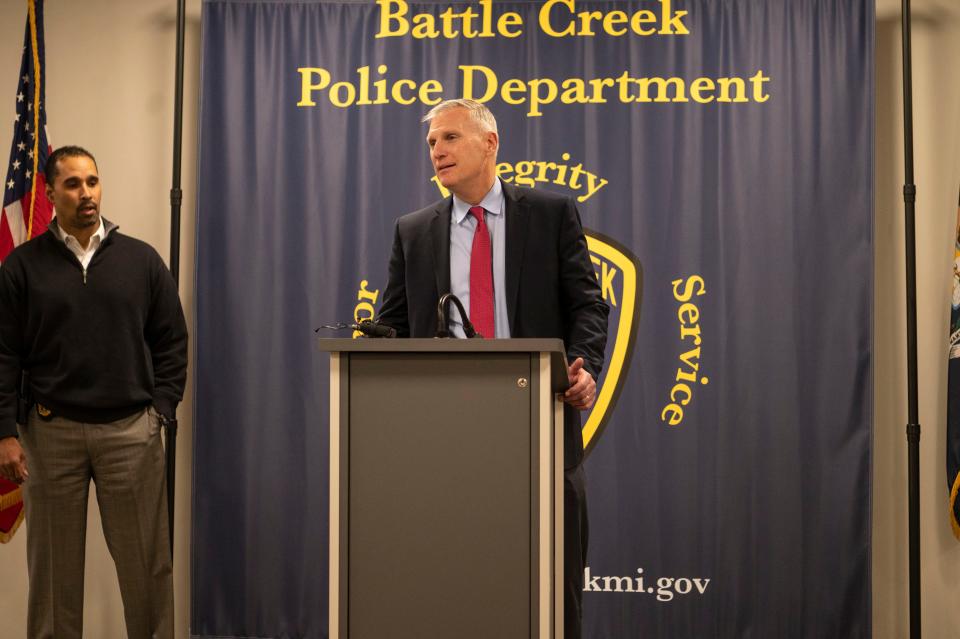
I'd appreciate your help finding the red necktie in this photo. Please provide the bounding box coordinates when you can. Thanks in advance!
[469,206,495,339]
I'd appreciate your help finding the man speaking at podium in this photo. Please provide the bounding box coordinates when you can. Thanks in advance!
[378,99,609,638]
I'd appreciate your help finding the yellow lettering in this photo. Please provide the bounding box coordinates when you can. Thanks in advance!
[375,0,409,38]
[539,0,576,37]
[497,162,513,182]
[439,7,460,38]
[680,323,702,346]
[661,404,683,425]
[354,302,375,323]
[663,275,707,428]
[717,77,747,103]
[560,78,588,104]
[461,65,498,102]
[535,161,558,183]
[354,279,381,336]
[672,275,706,302]
[535,0,689,38]
[751,70,771,102]
[630,9,657,35]
[637,77,687,103]
[372,65,390,104]
[356,66,372,105]
[330,81,357,107]
[458,5,480,38]
[357,280,380,304]
[588,77,616,103]
[689,77,715,103]
[658,0,690,35]
[514,160,536,187]
[603,10,628,36]
[670,383,692,405]
[501,78,527,105]
[678,347,700,373]
[496,161,514,183]
[391,78,417,105]
[601,262,618,306]
[479,0,494,36]
[498,12,524,37]
[411,13,439,39]
[678,302,699,325]
[528,78,558,117]
[419,79,443,105]
[297,68,331,107]
[577,10,603,36]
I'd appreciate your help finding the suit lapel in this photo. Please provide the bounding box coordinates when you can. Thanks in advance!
[430,198,452,297]
[503,182,529,334]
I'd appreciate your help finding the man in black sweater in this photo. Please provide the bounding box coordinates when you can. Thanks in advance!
[0,146,187,638]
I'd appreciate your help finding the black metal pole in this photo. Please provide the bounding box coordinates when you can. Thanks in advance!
[900,0,921,637]
[166,0,187,558]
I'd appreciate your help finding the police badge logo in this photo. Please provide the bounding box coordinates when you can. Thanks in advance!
[582,229,642,455]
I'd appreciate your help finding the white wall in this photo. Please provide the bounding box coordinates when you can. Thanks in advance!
[0,1,957,637]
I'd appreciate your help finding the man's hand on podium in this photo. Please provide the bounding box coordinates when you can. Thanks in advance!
[564,357,596,410]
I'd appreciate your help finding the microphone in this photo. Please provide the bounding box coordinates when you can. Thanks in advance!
[436,293,483,338]
[314,320,397,338]
[353,319,397,338]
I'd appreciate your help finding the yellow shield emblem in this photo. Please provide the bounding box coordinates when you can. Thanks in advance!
[583,229,643,454]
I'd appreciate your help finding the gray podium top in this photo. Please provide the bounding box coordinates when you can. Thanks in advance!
[318,337,569,392]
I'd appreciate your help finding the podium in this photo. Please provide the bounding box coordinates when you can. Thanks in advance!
[319,338,569,639]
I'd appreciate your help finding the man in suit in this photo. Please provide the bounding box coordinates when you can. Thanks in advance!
[377,99,609,638]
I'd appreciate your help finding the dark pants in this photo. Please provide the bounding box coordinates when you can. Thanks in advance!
[565,463,588,639]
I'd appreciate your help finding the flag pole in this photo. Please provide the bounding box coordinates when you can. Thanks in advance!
[166,0,187,558]
[900,0,921,636]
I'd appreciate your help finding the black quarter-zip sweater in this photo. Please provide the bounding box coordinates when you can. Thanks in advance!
[0,218,188,439]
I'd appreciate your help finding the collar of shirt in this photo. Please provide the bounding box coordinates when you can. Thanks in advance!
[451,177,504,224]
[53,216,105,265]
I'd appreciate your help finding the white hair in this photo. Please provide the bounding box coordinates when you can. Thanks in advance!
[421,99,498,135]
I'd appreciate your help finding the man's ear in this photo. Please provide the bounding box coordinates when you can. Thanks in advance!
[486,130,499,155]
[45,183,53,200]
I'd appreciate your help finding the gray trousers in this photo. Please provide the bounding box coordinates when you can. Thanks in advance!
[18,407,173,639]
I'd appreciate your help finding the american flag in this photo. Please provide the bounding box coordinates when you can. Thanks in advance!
[949,188,960,541]
[1,0,53,263]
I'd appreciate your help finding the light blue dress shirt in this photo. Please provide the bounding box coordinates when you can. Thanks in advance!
[449,179,511,338]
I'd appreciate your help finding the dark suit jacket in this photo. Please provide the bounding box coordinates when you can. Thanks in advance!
[378,181,609,468]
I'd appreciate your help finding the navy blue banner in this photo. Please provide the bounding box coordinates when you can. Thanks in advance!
[194,1,873,636]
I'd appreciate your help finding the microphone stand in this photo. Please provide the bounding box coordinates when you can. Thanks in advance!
[900,0,921,636]
[166,0,186,558]
[436,293,483,338]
